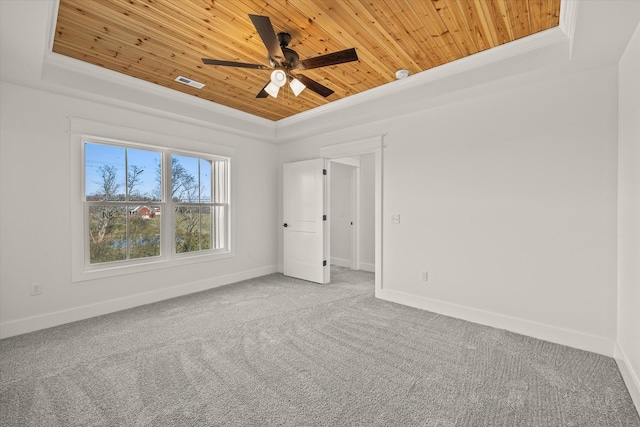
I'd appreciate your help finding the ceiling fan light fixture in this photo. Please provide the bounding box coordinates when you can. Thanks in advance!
[290,78,306,96]
[270,69,287,87]
[201,15,358,101]
[264,81,280,98]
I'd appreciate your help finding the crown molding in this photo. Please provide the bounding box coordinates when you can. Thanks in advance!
[282,26,566,122]
[40,52,277,143]
[277,1,579,133]
[559,0,580,58]
[275,25,569,142]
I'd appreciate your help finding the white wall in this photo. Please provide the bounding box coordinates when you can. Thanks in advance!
[279,64,620,356]
[0,82,279,338]
[616,22,640,409]
[330,162,353,266]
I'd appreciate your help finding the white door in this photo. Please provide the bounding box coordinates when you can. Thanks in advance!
[283,158,329,284]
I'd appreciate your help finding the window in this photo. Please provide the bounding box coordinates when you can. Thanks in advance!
[171,154,228,254]
[85,143,162,264]
[83,139,231,269]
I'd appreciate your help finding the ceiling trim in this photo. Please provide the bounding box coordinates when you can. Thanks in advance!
[559,0,580,57]
[275,2,579,141]
[46,0,58,54]
[41,52,278,142]
[276,24,570,135]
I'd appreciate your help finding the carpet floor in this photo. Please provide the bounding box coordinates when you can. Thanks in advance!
[1,267,638,426]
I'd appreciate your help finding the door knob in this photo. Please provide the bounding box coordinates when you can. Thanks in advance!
[283,223,288,227]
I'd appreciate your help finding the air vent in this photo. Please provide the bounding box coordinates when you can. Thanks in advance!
[174,76,205,89]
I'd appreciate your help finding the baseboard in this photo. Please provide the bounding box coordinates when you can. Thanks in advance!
[614,342,640,413]
[330,257,351,268]
[359,262,375,273]
[376,288,614,357]
[0,265,278,339]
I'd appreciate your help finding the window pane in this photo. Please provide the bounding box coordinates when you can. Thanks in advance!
[127,149,161,202]
[128,205,161,259]
[85,143,125,201]
[171,155,199,203]
[175,206,200,253]
[200,159,212,203]
[88,205,127,263]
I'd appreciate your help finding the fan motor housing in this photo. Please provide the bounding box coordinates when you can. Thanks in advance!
[269,47,300,68]
[267,32,300,69]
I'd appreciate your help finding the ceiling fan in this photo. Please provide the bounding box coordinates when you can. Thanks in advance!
[202,14,359,99]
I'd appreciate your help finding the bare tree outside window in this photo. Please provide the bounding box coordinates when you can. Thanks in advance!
[172,155,213,254]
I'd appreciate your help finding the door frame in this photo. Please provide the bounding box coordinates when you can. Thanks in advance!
[321,135,383,294]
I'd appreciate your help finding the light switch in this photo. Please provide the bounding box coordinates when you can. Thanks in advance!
[391,214,400,224]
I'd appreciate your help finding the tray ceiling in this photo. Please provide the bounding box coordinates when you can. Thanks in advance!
[52,0,560,122]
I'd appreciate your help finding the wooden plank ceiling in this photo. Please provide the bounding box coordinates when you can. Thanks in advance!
[53,0,560,121]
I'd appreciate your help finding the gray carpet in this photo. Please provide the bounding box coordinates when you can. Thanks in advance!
[1,267,638,426]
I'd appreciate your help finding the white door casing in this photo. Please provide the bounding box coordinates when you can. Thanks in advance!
[283,158,329,284]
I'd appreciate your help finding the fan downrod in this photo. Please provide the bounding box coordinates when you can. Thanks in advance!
[277,32,292,48]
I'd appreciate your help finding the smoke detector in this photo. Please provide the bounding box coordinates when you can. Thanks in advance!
[395,69,409,80]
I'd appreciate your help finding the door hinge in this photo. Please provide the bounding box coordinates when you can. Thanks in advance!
[323,260,327,266]
[323,215,327,221]
[323,169,327,175]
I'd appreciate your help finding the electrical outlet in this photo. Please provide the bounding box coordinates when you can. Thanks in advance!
[30,283,43,296]
[420,271,428,282]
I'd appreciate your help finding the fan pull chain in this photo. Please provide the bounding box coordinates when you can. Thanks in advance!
[281,80,288,119]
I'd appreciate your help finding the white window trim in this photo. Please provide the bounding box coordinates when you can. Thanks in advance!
[69,117,236,282]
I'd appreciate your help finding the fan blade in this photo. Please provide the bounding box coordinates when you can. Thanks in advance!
[301,48,358,70]
[256,81,270,98]
[295,74,334,98]
[202,58,269,69]
[249,14,285,63]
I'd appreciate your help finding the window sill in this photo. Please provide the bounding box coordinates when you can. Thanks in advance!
[72,250,234,283]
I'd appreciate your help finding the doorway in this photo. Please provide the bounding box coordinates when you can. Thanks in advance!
[329,159,358,270]
[329,155,375,273]
[321,136,383,293]
[281,136,382,289]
